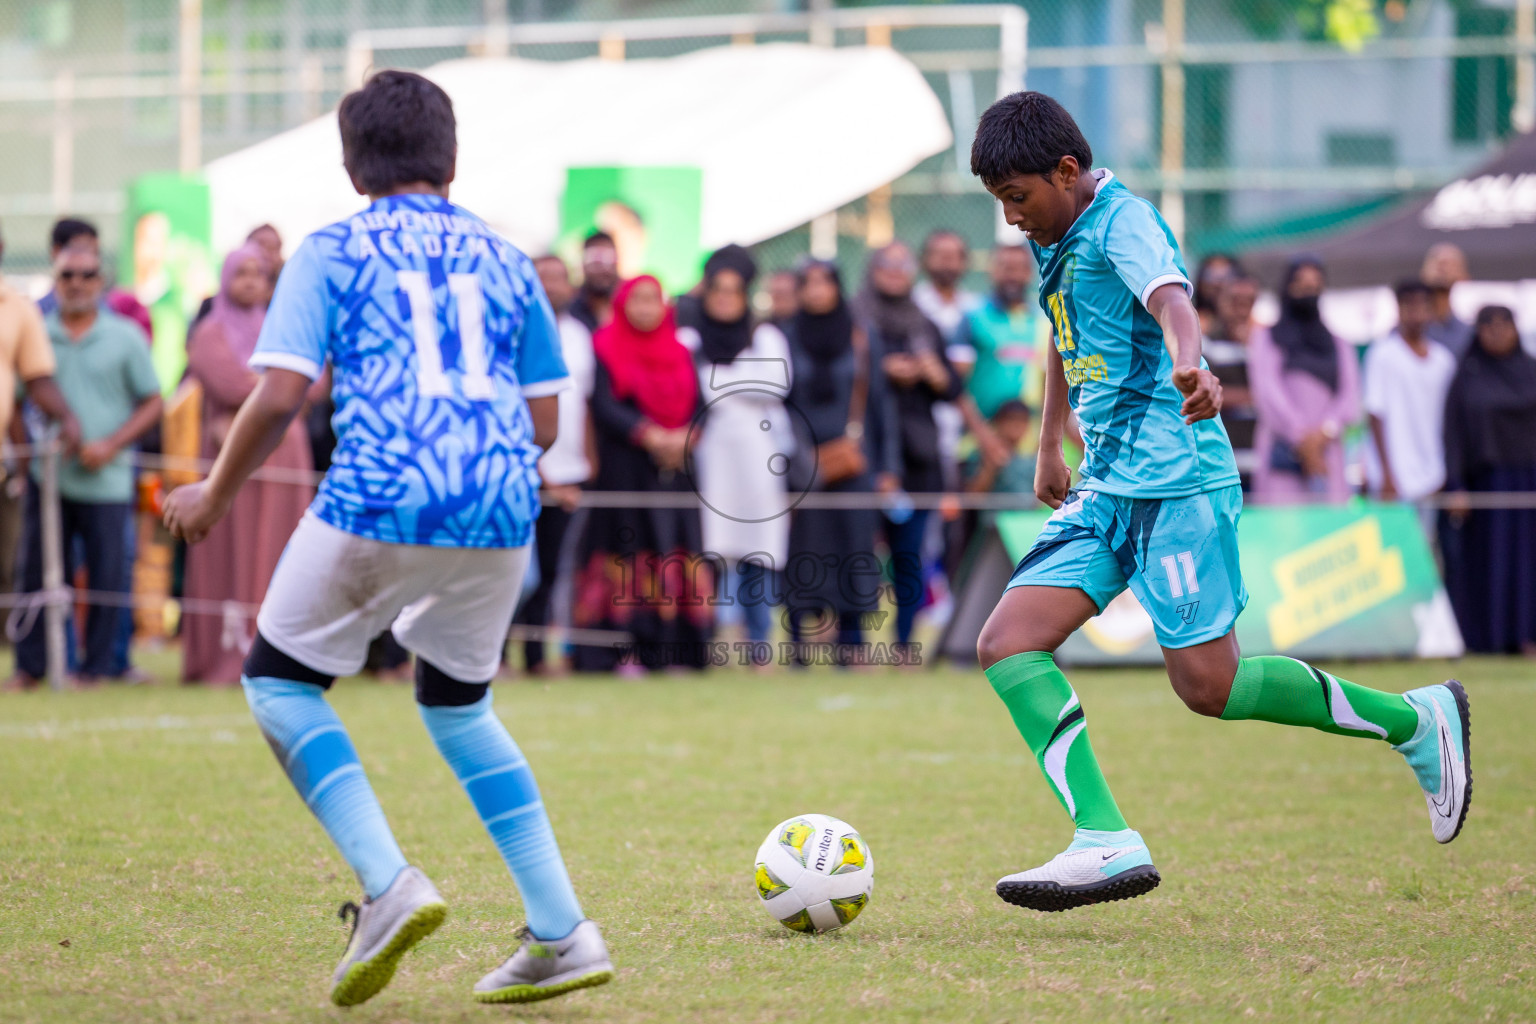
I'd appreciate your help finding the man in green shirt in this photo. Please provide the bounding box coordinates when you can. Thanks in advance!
[15,246,162,686]
[961,245,1050,424]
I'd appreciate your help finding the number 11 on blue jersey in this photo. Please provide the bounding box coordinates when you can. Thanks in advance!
[397,270,496,401]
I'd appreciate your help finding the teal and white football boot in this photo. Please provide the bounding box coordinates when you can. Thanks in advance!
[996,828,1160,912]
[473,920,614,1004]
[1394,680,1472,844]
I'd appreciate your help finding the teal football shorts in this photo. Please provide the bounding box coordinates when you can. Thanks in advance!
[1005,484,1248,649]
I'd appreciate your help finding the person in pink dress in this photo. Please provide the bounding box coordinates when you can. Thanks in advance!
[181,243,318,684]
[1248,256,1360,503]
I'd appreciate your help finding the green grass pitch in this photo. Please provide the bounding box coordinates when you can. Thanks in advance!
[2,653,1533,1022]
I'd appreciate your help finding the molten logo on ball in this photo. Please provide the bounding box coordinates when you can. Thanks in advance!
[754,813,874,933]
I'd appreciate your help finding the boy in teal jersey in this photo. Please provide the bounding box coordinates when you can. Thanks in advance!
[968,92,1472,913]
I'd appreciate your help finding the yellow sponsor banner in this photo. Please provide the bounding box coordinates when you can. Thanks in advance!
[1266,517,1406,649]
[1079,590,1157,656]
[992,503,1449,664]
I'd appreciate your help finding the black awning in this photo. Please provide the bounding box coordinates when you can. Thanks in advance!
[1243,131,1536,288]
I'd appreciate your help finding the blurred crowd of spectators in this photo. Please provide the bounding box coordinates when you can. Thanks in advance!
[0,213,1532,689]
[1199,243,1536,655]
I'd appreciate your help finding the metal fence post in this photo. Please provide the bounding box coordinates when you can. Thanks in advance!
[178,0,202,175]
[50,70,74,217]
[1159,0,1187,249]
[38,428,68,692]
[1516,0,1536,134]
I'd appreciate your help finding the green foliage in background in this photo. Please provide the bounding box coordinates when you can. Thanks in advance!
[1235,0,1383,51]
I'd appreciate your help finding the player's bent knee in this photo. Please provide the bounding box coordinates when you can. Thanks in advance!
[1168,666,1233,718]
[415,660,491,707]
[976,624,1040,670]
[242,632,336,690]
[975,625,1005,669]
[1177,685,1229,718]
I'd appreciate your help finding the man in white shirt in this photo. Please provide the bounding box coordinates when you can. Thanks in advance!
[1421,243,1473,359]
[912,229,983,496]
[912,229,980,353]
[517,254,595,674]
[1364,280,1457,503]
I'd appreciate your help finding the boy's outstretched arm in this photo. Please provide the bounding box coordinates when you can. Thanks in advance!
[164,368,312,543]
[1146,282,1222,424]
[1034,342,1072,509]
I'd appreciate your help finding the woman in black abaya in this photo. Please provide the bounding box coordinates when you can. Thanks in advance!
[1441,306,1536,655]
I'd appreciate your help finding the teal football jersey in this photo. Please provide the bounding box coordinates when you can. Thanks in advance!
[1028,170,1239,498]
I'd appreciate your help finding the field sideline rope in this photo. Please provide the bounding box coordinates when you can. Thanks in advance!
[7,442,1535,511]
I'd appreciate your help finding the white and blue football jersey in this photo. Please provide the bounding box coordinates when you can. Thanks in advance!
[251,193,569,548]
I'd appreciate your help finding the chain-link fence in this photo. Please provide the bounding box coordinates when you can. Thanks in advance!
[1,0,1532,289]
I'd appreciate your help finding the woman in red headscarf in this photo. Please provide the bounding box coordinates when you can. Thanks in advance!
[571,276,713,672]
[181,243,320,684]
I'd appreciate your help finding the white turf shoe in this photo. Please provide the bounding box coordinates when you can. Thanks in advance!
[330,866,447,1007]
[474,920,614,1004]
[996,829,1161,912]
[1394,680,1473,844]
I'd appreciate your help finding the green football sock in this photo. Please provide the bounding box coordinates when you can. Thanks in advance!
[986,652,1128,832]
[1221,656,1419,745]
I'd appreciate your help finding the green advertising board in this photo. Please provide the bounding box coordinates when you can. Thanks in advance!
[558,166,703,296]
[994,502,1462,665]
[121,174,217,395]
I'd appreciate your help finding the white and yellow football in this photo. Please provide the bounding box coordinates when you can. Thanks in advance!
[754,814,873,933]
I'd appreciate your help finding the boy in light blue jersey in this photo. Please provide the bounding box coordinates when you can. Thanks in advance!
[968,92,1472,913]
[165,71,612,1006]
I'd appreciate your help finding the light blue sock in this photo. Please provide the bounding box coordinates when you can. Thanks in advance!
[242,676,409,899]
[418,693,583,939]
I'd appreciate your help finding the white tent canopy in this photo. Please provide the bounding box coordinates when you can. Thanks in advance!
[206,44,953,257]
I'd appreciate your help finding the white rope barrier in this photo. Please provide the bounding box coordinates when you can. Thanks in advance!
[5,435,1534,684]
[9,441,1536,511]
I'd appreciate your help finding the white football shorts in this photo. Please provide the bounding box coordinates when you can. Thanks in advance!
[257,512,531,681]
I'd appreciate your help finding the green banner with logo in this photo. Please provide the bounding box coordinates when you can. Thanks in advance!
[122,173,217,396]
[558,166,703,296]
[994,502,1462,664]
